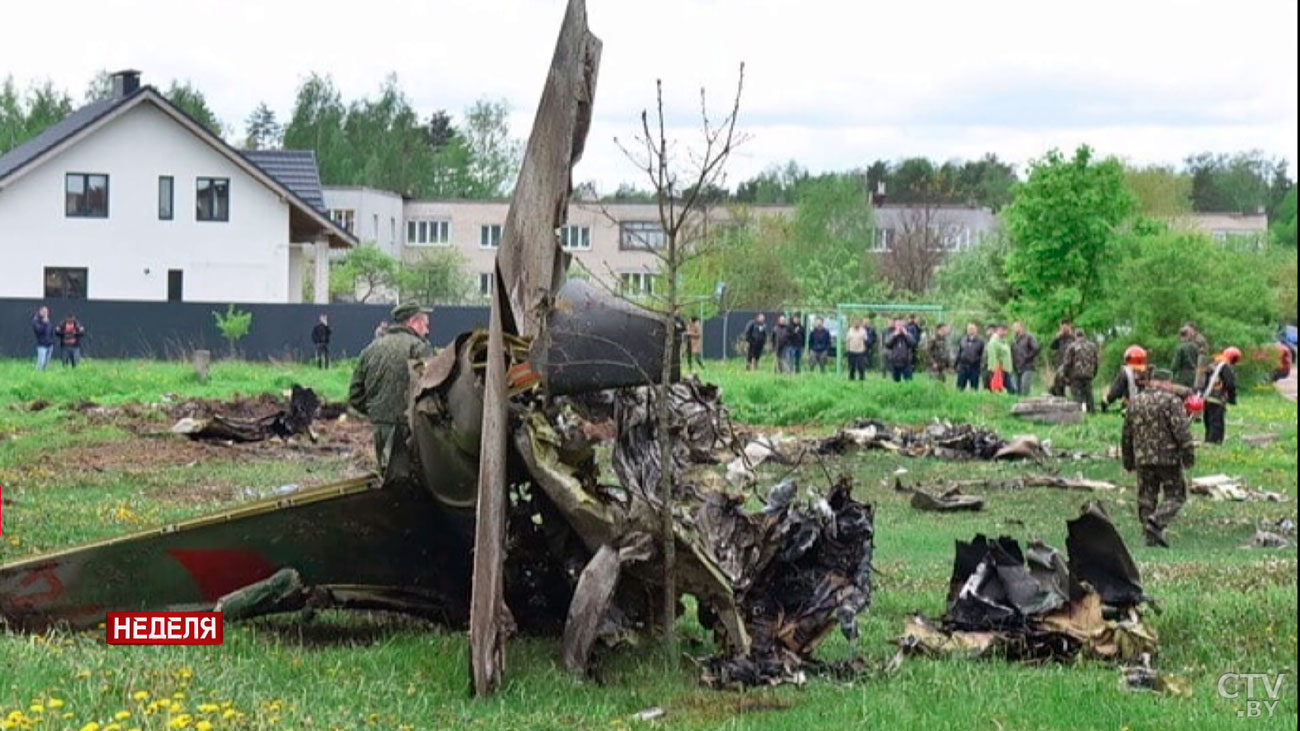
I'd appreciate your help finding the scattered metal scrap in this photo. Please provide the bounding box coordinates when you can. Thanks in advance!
[171,385,321,443]
[1190,474,1289,502]
[895,503,1156,668]
[908,486,986,513]
[815,419,1049,462]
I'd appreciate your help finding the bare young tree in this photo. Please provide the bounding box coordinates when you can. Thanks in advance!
[613,64,746,662]
[877,185,965,293]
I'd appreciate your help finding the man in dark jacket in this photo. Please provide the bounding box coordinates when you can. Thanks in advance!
[1200,347,1240,445]
[1170,326,1200,389]
[906,315,924,368]
[808,317,833,373]
[864,318,880,372]
[311,314,333,369]
[883,319,916,381]
[743,313,768,371]
[1048,319,1074,396]
[770,315,790,373]
[1011,321,1041,397]
[32,306,55,371]
[787,314,807,374]
[1122,368,1195,547]
[955,322,985,391]
[349,303,435,470]
[55,314,86,368]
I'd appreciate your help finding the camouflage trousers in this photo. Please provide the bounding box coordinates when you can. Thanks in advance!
[1069,378,1096,413]
[1137,465,1187,530]
[372,422,398,473]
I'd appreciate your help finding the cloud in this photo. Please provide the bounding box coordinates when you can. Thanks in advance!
[2,0,1294,190]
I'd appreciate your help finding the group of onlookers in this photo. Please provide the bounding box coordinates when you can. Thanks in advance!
[30,306,87,370]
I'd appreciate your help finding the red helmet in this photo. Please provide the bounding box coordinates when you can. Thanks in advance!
[1223,347,1243,364]
[1185,394,1205,414]
[1124,345,1148,367]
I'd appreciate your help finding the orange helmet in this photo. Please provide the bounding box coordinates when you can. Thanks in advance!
[1185,394,1205,414]
[1123,345,1148,367]
[1223,347,1243,364]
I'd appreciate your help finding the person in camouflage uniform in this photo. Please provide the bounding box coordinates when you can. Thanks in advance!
[925,322,952,382]
[1122,368,1195,547]
[1047,319,1074,396]
[1187,321,1211,385]
[349,302,436,471]
[1058,329,1099,412]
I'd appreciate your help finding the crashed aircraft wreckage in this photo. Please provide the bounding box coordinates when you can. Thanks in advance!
[895,503,1157,667]
[0,0,876,695]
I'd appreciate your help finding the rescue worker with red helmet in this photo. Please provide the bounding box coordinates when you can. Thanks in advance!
[1200,347,1240,444]
[1101,345,1149,412]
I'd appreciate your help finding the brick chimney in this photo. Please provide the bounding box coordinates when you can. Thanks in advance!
[111,69,141,97]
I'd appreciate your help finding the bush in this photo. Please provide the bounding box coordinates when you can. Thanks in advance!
[212,304,253,358]
[1097,230,1274,377]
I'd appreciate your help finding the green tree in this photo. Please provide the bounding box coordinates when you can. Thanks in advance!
[243,102,282,150]
[212,304,254,358]
[284,73,351,184]
[734,160,807,204]
[330,243,401,303]
[398,249,473,304]
[0,78,72,155]
[1271,188,1297,247]
[788,174,881,307]
[1003,145,1135,331]
[165,80,224,137]
[1124,164,1192,217]
[681,210,802,311]
[932,226,1013,321]
[84,69,114,102]
[462,99,521,197]
[1099,230,1274,374]
[1185,151,1285,214]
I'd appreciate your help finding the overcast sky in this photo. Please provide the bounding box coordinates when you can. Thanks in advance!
[3,0,1296,190]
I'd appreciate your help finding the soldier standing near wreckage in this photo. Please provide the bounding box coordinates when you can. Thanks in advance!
[1122,368,1195,547]
[1058,329,1100,412]
[349,302,435,470]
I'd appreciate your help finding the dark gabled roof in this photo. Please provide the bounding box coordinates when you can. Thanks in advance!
[0,90,143,183]
[240,149,328,215]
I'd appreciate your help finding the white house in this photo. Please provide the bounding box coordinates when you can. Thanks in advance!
[0,70,354,304]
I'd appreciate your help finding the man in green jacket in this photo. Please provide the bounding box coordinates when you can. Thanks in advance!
[1170,325,1200,389]
[985,323,1014,392]
[349,302,436,471]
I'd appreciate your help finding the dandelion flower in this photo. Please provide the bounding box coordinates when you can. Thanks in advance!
[168,713,193,729]
[79,723,101,731]
[195,722,213,731]
[47,699,65,709]
[131,692,149,702]
[114,711,131,721]
[197,704,218,714]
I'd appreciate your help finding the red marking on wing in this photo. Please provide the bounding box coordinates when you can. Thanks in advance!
[166,549,277,602]
[7,566,65,609]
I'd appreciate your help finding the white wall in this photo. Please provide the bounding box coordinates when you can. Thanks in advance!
[0,102,292,302]
[321,187,405,257]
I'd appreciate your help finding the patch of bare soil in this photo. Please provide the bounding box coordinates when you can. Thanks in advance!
[678,693,794,720]
[49,394,376,488]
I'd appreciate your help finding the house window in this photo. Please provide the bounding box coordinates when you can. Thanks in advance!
[407,219,451,245]
[167,269,184,302]
[158,176,174,220]
[619,272,655,296]
[872,227,894,252]
[560,225,591,251]
[44,267,88,298]
[619,221,666,250]
[480,224,503,249]
[65,173,109,218]
[329,208,356,233]
[479,272,495,296]
[196,177,230,221]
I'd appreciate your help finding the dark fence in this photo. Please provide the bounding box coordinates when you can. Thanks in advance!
[1,298,778,363]
[1,298,489,361]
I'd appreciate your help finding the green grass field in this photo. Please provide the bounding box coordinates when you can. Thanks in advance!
[1,358,1296,730]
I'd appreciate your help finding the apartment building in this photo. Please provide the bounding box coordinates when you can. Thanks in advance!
[322,186,1000,303]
